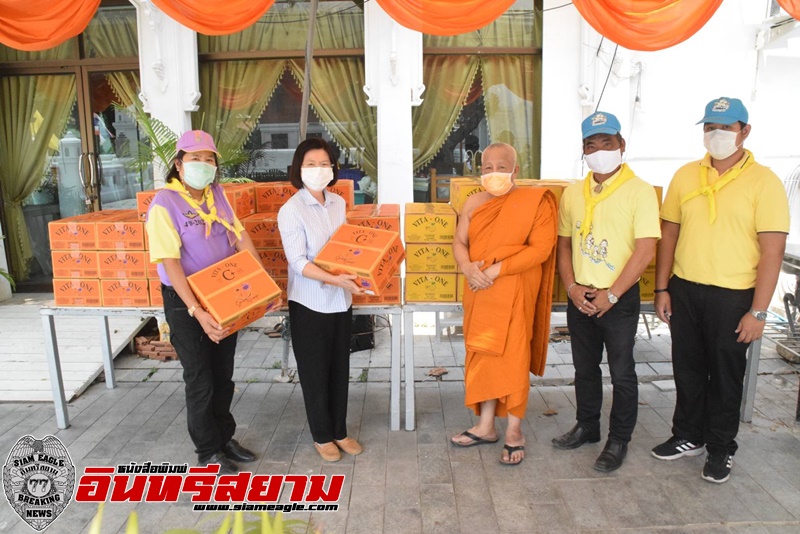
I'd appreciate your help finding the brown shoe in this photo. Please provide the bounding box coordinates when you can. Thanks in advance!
[334,437,363,456]
[315,442,341,462]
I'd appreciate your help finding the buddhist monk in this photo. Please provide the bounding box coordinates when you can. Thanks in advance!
[450,142,558,466]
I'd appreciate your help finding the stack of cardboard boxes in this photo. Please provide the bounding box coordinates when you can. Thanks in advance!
[345,204,402,305]
[403,203,458,303]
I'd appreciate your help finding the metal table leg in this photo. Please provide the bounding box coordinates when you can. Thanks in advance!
[42,315,69,429]
[99,316,116,389]
[281,317,291,377]
[740,337,761,423]
[390,311,401,431]
[404,310,416,431]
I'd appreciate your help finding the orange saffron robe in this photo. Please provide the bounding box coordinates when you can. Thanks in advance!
[462,187,558,418]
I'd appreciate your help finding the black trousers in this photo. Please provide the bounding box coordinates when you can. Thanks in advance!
[669,276,754,456]
[567,283,640,443]
[289,301,352,444]
[162,285,237,461]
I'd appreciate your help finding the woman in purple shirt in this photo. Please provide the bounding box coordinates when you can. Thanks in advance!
[146,130,259,475]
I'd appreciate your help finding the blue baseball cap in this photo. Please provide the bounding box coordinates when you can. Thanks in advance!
[696,97,748,125]
[581,112,621,139]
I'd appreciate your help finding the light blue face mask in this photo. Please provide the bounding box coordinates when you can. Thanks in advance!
[181,161,217,190]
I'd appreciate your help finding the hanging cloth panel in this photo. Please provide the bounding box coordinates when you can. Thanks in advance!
[777,0,800,19]
[150,0,275,36]
[375,0,516,36]
[0,0,101,51]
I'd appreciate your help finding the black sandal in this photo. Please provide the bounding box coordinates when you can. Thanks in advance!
[500,444,525,465]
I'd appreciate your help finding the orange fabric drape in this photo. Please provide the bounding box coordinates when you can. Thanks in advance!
[151,0,274,36]
[376,0,516,36]
[778,0,800,19]
[0,0,101,51]
[573,0,724,52]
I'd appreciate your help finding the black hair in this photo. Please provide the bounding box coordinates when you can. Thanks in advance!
[289,138,339,190]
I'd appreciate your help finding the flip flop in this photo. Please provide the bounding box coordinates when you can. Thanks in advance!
[500,444,525,465]
[450,430,499,448]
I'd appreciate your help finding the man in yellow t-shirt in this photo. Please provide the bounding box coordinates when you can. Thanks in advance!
[652,97,789,484]
[554,111,661,473]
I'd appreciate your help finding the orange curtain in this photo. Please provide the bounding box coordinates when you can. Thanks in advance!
[151,0,274,36]
[375,0,516,36]
[572,0,724,52]
[778,0,800,19]
[0,0,101,51]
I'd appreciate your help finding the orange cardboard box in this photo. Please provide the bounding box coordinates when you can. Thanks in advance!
[273,277,288,303]
[640,266,656,302]
[256,182,296,212]
[187,250,282,336]
[456,273,464,302]
[149,280,163,307]
[242,213,281,248]
[353,275,402,305]
[257,248,289,277]
[51,251,99,279]
[313,224,405,296]
[96,211,146,250]
[405,243,457,273]
[101,278,150,307]
[449,178,485,215]
[327,180,354,209]
[222,183,256,219]
[404,203,457,243]
[516,179,571,206]
[136,190,157,221]
[404,273,457,302]
[48,212,116,250]
[53,279,102,307]
[144,251,159,279]
[346,204,401,233]
[98,251,148,279]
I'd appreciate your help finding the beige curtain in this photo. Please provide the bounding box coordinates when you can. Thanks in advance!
[193,60,286,157]
[0,41,74,62]
[412,55,480,172]
[289,58,378,179]
[83,8,139,58]
[424,9,537,48]
[0,75,77,280]
[105,72,140,108]
[481,55,540,179]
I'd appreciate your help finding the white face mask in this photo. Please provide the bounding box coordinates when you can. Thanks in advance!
[301,166,334,191]
[181,161,216,190]
[584,149,622,175]
[480,172,514,196]
[704,129,740,160]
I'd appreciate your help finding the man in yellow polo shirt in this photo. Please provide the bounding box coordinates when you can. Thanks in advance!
[554,111,661,472]
[652,97,789,484]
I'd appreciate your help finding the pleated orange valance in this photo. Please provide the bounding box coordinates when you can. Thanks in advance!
[150,0,275,36]
[778,0,800,19]
[0,0,101,51]
[375,0,517,36]
[572,0,724,52]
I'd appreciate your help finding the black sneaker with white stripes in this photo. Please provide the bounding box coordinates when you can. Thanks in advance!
[651,436,705,460]
[702,452,732,483]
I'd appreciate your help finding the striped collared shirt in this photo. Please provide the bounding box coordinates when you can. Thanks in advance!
[277,187,351,313]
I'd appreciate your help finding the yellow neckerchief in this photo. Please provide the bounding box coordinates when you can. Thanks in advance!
[680,150,755,224]
[165,180,242,240]
[580,163,635,241]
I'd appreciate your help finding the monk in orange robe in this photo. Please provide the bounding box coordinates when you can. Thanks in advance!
[450,143,557,465]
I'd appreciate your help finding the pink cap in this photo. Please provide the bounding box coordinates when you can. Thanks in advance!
[176,130,219,155]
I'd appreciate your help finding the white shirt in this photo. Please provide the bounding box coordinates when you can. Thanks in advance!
[277,187,351,313]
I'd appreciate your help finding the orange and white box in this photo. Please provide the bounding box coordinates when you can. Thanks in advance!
[98,251,148,279]
[257,248,289,277]
[221,183,256,219]
[136,190,157,221]
[449,178,484,215]
[273,277,288,303]
[256,182,296,212]
[404,273,457,303]
[48,211,115,251]
[242,213,281,249]
[101,278,150,307]
[144,251,159,279]
[187,250,282,336]
[53,279,102,307]
[314,224,405,296]
[327,180,354,209]
[405,243,457,273]
[149,280,163,307]
[353,275,402,305]
[51,251,99,279]
[404,203,457,243]
[96,211,146,250]
[346,204,401,233]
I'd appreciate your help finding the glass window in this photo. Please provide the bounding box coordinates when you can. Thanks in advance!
[423,0,539,49]
[0,41,76,63]
[83,7,139,58]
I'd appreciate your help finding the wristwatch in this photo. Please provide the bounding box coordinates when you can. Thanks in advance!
[188,305,198,318]
[607,290,619,304]
[750,309,767,321]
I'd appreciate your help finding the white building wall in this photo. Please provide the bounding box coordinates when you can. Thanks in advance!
[541,0,800,193]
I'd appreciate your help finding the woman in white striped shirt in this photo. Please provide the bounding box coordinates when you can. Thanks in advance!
[277,138,365,462]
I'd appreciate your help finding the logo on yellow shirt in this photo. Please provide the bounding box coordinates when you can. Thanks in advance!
[577,222,615,271]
